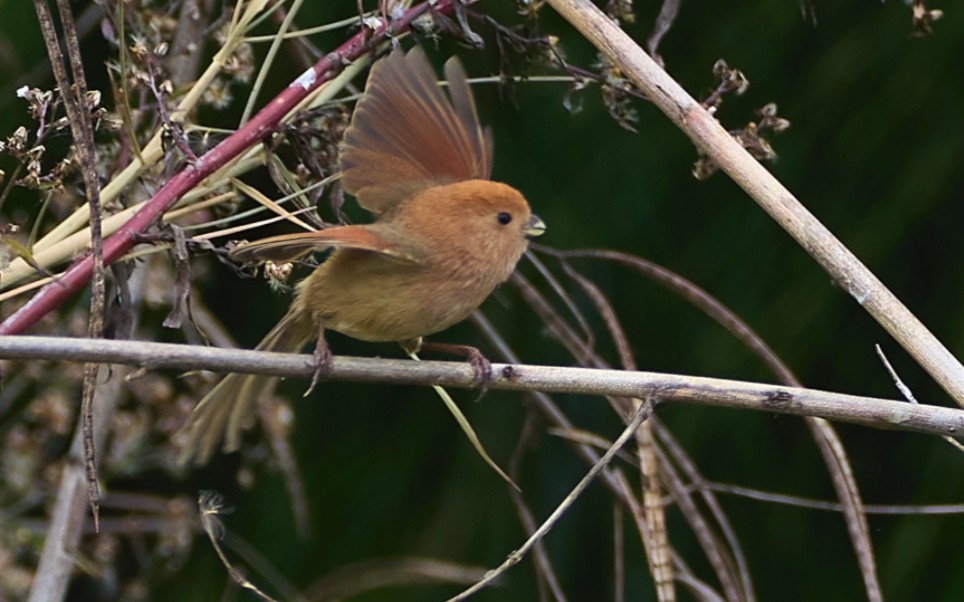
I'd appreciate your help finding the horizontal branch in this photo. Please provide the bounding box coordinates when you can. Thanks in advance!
[2,335,962,440]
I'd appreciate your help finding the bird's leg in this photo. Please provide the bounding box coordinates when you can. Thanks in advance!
[304,326,332,397]
[415,340,493,398]
[399,337,423,356]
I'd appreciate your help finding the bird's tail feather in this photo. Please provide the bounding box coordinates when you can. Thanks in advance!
[178,309,314,465]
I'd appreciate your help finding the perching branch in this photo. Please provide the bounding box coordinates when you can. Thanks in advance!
[1,335,962,440]
[544,0,964,408]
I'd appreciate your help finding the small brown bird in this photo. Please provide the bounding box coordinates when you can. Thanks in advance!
[179,46,545,464]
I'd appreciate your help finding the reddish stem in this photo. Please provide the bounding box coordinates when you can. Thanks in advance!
[1,0,455,335]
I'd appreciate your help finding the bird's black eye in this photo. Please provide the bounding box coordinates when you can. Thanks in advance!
[497,212,512,225]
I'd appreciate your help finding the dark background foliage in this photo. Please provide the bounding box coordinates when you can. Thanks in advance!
[0,1,961,600]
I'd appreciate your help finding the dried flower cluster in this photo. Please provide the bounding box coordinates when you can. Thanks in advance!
[694,59,790,180]
[0,87,110,193]
[911,0,943,37]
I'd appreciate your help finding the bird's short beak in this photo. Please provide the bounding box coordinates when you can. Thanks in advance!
[524,214,546,239]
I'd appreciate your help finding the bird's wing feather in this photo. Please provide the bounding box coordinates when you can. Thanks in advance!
[444,55,493,178]
[229,225,426,264]
[339,46,493,215]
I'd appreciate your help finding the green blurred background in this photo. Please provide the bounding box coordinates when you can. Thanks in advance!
[1,0,961,600]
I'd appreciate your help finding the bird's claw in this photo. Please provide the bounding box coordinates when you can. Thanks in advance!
[464,348,492,401]
[304,341,332,397]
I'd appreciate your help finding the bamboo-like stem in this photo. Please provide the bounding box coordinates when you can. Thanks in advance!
[1,335,962,440]
[544,0,964,408]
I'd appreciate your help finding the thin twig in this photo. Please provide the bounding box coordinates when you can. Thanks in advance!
[507,412,568,602]
[877,344,964,453]
[302,557,486,600]
[654,422,755,601]
[805,412,881,601]
[703,482,964,515]
[198,491,281,602]
[653,441,744,601]
[560,262,675,601]
[613,502,624,602]
[33,0,107,532]
[447,401,653,601]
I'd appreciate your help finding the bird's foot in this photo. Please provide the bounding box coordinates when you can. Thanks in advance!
[304,338,332,397]
[417,341,493,400]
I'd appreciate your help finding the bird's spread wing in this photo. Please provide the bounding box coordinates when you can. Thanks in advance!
[339,46,493,215]
[229,225,426,264]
